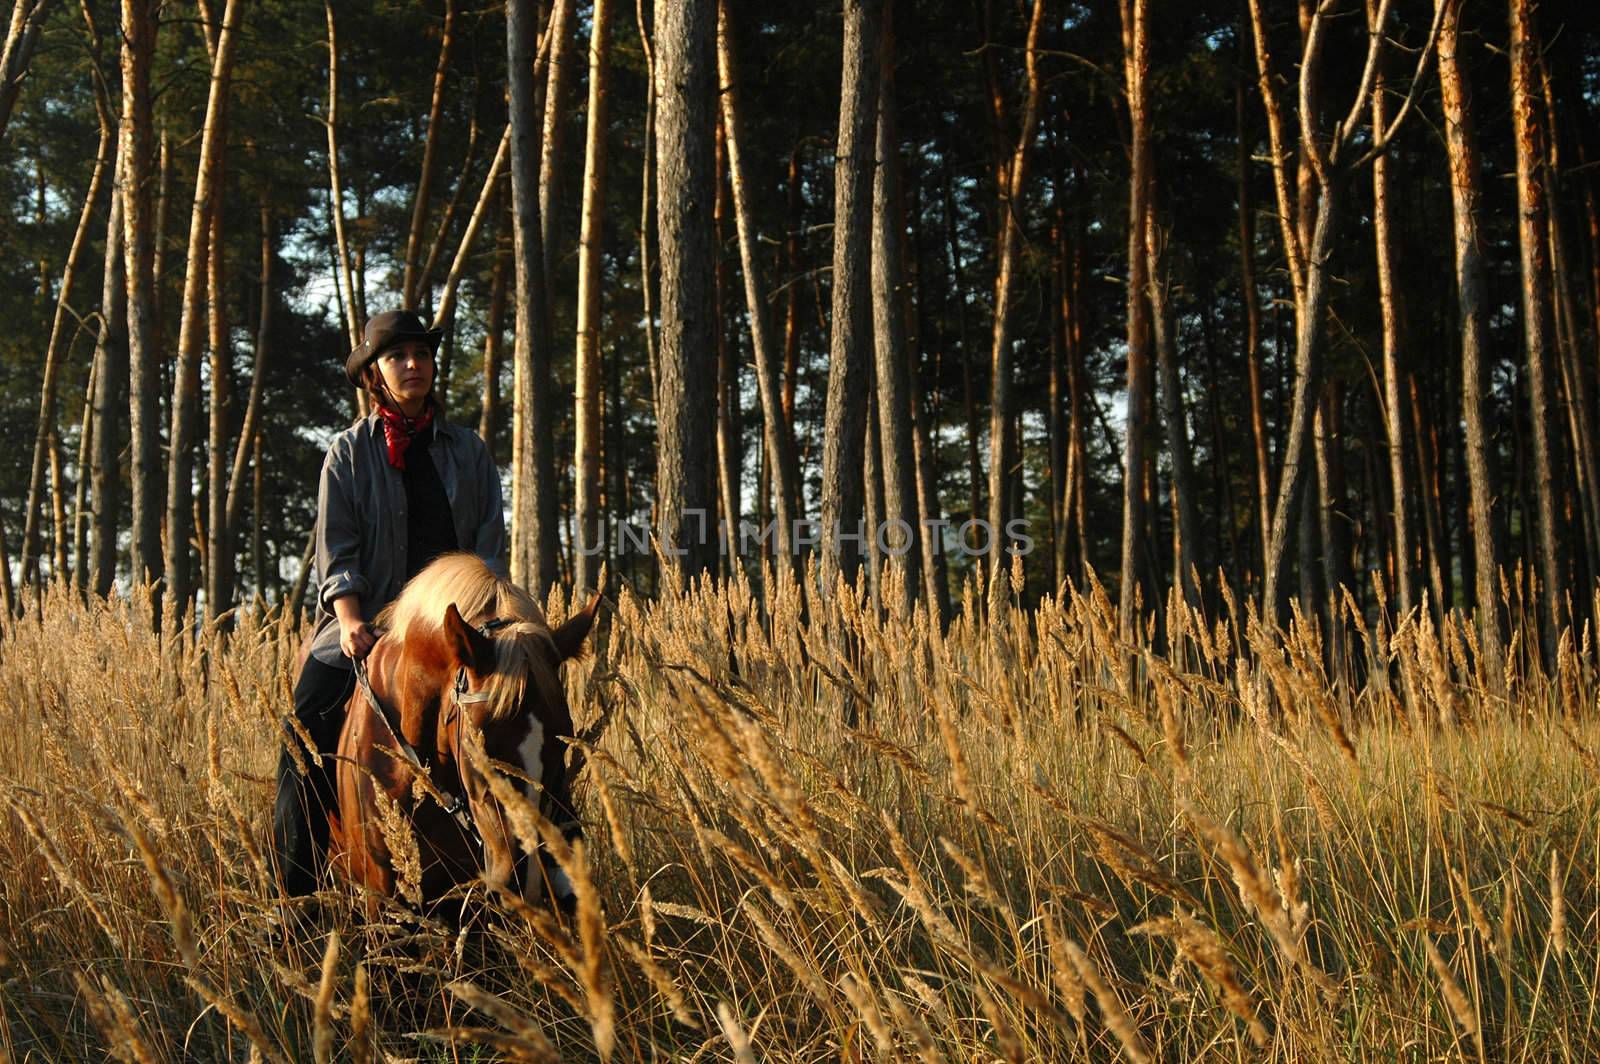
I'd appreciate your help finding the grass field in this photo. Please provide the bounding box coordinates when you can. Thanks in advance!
[1,566,1596,1061]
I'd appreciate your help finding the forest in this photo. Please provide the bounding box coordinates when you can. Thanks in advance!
[2,0,1598,652]
[8,1,1600,1058]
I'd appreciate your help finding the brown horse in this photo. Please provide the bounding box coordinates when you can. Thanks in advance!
[325,552,598,915]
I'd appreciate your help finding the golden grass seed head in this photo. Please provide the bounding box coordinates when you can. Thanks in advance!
[348,962,371,1064]
[715,1000,759,1064]
[1421,933,1481,1048]
[1062,937,1152,1064]
[1549,848,1567,959]
[446,979,560,1062]
[312,930,340,1064]
[619,934,701,1030]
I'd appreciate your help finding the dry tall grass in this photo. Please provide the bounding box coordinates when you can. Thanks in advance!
[1,562,1596,1061]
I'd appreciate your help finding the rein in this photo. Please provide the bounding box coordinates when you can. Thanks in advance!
[354,617,518,842]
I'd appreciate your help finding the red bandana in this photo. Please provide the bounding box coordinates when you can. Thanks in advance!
[377,402,437,470]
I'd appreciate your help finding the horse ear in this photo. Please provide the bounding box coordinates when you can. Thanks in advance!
[443,602,493,674]
[552,594,601,662]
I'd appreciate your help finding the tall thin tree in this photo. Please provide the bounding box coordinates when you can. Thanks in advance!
[204,193,230,619]
[717,0,799,575]
[1509,0,1561,660]
[21,98,112,584]
[0,0,52,146]
[1247,0,1444,623]
[540,0,575,281]
[1119,0,1152,640]
[402,0,455,308]
[120,0,161,601]
[507,0,559,594]
[870,1,920,610]
[1370,14,1414,619]
[984,0,1044,607]
[90,158,126,598]
[819,0,882,591]
[324,2,360,357]
[164,0,243,614]
[573,0,613,595]
[652,0,718,580]
[1147,197,1200,607]
[218,195,273,607]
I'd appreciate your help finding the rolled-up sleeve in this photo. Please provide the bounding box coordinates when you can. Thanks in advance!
[316,439,371,612]
[473,438,507,576]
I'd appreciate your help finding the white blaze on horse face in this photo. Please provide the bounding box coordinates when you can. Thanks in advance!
[514,716,544,808]
[514,715,576,904]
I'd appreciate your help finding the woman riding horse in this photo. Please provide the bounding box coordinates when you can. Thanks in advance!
[272,308,506,898]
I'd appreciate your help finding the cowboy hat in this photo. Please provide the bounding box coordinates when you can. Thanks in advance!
[345,309,444,386]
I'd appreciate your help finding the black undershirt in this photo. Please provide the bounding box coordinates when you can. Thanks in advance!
[403,421,458,579]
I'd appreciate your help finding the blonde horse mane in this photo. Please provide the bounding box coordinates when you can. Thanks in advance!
[375,552,562,723]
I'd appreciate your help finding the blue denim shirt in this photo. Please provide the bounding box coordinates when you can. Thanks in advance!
[308,410,506,667]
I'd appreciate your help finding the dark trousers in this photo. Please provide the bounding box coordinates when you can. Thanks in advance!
[271,657,356,896]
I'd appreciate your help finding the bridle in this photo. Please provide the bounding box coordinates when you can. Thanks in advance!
[354,617,518,841]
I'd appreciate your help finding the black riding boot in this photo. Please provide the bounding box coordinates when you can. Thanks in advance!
[271,657,356,896]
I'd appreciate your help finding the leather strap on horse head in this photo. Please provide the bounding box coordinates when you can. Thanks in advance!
[354,654,478,841]
[352,617,520,843]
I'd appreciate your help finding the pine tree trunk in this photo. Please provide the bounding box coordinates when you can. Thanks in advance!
[1539,59,1600,603]
[1440,0,1497,665]
[540,0,575,281]
[717,0,798,574]
[869,5,920,610]
[910,330,951,621]
[944,173,982,530]
[481,199,509,452]
[152,129,169,355]
[819,0,882,591]
[22,109,111,584]
[1235,72,1272,582]
[165,0,241,616]
[572,0,611,595]
[904,168,951,619]
[1509,0,1563,660]
[251,431,263,603]
[47,431,66,581]
[0,516,12,618]
[1371,50,1415,619]
[1049,201,1069,591]
[204,195,231,621]
[91,161,126,599]
[1313,386,1347,664]
[221,196,272,607]
[1119,0,1152,640]
[637,1,660,420]
[507,0,559,594]
[983,0,1043,607]
[1582,133,1600,382]
[1146,196,1200,607]
[402,0,455,307]
[432,126,510,330]
[652,0,718,581]
[1407,374,1447,612]
[782,146,801,432]
[0,0,52,147]
[324,2,360,354]
[71,358,95,593]
[863,387,883,608]
[416,118,480,305]
[121,0,162,602]
[712,124,740,579]
[1068,206,1089,585]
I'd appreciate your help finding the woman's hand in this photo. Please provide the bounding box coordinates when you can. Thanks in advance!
[339,617,378,661]
[332,595,377,661]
